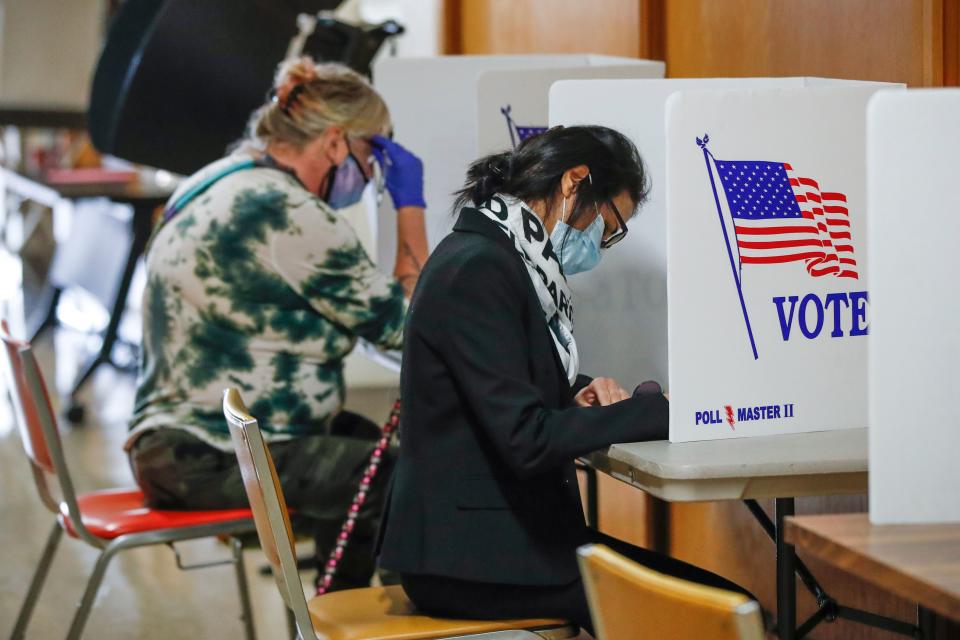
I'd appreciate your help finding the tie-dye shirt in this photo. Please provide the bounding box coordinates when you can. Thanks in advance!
[126,155,406,451]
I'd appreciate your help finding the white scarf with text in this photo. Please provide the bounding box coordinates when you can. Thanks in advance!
[470,195,579,384]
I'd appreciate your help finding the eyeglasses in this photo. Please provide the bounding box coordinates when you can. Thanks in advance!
[600,199,628,249]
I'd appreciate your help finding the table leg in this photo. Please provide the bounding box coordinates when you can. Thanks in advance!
[575,459,599,529]
[585,462,599,529]
[776,497,797,640]
[29,287,61,343]
[918,605,938,640]
[746,499,922,639]
[648,496,670,555]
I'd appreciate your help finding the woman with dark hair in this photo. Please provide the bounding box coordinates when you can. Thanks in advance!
[377,126,751,633]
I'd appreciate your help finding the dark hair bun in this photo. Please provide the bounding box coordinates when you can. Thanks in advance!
[464,152,512,204]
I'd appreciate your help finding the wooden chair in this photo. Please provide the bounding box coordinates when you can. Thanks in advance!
[223,387,578,640]
[1,321,258,640]
[577,544,764,640]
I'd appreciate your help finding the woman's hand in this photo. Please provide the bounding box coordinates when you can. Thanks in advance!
[371,135,426,209]
[574,377,631,407]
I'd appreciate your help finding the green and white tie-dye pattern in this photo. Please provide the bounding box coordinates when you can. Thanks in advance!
[126,155,406,451]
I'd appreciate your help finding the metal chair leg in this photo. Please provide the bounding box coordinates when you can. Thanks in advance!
[286,609,297,640]
[64,541,122,640]
[231,537,257,640]
[9,523,63,640]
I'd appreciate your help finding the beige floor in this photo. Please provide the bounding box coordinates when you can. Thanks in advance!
[0,326,399,640]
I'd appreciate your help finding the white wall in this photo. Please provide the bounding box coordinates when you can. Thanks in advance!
[0,0,104,109]
[337,0,440,58]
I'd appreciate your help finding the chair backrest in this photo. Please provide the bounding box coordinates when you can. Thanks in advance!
[1,320,55,474]
[223,388,318,640]
[577,545,764,640]
[0,320,76,518]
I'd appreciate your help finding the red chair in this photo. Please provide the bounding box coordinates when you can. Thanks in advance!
[1,321,258,640]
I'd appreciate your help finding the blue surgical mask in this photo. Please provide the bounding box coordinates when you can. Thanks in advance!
[551,210,604,275]
[324,153,370,209]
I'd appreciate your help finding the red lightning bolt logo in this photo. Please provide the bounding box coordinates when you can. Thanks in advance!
[724,405,736,430]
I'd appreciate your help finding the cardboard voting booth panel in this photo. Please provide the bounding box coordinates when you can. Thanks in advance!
[372,55,663,264]
[868,89,960,524]
[667,85,895,442]
[548,77,869,391]
[476,63,663,157]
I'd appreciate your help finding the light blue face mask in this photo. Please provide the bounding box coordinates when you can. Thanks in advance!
[550,200,605,275]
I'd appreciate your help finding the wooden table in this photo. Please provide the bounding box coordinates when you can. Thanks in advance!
[786,513,960,637]
[587,428,921,639]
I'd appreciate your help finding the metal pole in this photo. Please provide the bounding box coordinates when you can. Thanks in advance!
[918,605,938,640]
[776,498,796,640]
[9,523,62,639]
[744,499,829,607]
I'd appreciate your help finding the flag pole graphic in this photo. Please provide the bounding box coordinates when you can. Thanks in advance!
[500,105,519,149]
[697,135,759,360]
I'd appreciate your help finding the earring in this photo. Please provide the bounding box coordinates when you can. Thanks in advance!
[561,197,568,223]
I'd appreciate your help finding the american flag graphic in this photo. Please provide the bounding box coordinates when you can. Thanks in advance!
[501,105,547,149]
[515,124,548,141]
[715,159,858,279]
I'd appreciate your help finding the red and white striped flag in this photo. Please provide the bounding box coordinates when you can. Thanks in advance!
[714,158,858,279]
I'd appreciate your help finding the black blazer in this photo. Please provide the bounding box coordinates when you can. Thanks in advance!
[377,207,669,586]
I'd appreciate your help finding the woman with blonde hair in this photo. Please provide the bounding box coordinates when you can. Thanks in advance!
[126,57,427,590]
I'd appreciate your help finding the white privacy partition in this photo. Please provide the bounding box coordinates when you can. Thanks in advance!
[868,89,960,524]
[549,78,872,390]
[476,62,663,156]
[666,84,898,442]
[372,55,662,264]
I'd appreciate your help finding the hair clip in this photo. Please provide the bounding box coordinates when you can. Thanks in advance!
[271,83,306,116]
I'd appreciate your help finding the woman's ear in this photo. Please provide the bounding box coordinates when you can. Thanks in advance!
[560,164,591,198]
[318,126,349,165]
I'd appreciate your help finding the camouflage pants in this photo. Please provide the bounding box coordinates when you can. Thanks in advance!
[128,412,394,591]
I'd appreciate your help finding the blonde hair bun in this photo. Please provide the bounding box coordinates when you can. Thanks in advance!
[249,56,391,150]
[274,57,320,108]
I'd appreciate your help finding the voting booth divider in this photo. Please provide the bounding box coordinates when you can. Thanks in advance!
[475,63,665,157]
[550,78,822,394]
[550,78,900,443]
[868,89,960,524]
[372,55,663,265]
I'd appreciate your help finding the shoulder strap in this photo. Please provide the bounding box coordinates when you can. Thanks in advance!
[162,158,257,223]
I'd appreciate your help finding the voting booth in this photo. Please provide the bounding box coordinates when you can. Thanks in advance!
[372,55,663,264]
[475,63,664,157]
[550,78,898,442]
[868,89,960,524]
[667,85,901,442]
[550,78,820,392]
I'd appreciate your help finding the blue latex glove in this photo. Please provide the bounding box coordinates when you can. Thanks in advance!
[371,134,426,209]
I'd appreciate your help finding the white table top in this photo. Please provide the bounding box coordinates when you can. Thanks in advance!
[587,428,868,502]
[356,340,402,373]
